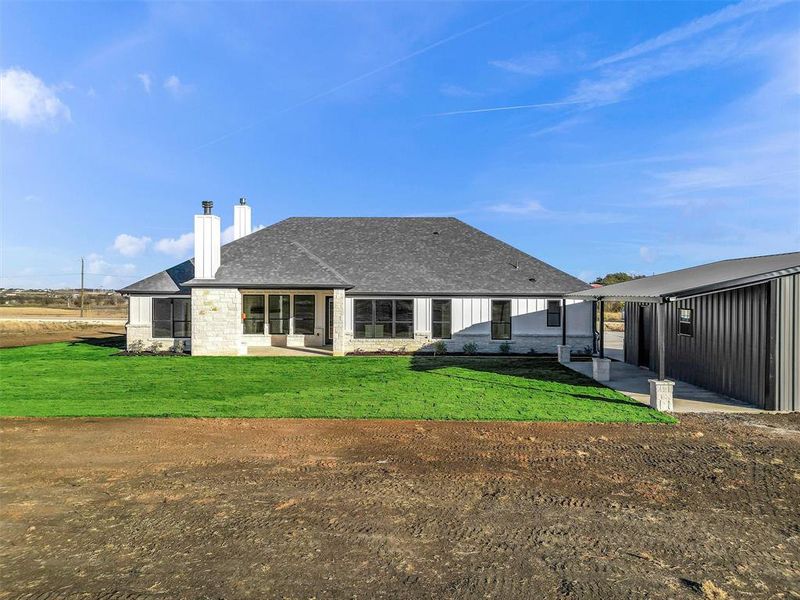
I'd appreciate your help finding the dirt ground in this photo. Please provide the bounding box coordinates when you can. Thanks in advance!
[1,415,799,599]
[0,324,125,348]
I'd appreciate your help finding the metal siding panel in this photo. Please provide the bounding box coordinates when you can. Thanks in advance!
[775,274,800,410]
[652,283,772,406]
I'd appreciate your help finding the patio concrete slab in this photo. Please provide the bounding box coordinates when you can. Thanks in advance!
[565,359,761,413]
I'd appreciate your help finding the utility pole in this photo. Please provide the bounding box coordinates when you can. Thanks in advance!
[80,257,85,318]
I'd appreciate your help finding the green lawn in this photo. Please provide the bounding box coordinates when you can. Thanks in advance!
[0,340,675,423]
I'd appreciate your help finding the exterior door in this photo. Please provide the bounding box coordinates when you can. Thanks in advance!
[324,296,334,345]
[638,305,651,368]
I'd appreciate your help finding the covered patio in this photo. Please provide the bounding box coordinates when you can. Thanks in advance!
[564,358,760,413]
[559,252,800,411]
[561,258,794,412]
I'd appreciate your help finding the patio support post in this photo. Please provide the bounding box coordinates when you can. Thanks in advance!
[599,300,605,358]
[332,288,346,356]
[648,300,674,411]
[556,298,571,364]
[656,301,666,380]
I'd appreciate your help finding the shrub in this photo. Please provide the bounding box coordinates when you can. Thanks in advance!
[462,342,478,355]
[147,342,161,354]
[499,341,511,354]
[432,340,447,355]
[128,340,144,354]
[170,341,185,354]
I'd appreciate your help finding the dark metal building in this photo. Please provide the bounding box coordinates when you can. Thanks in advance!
[570,253,800,411]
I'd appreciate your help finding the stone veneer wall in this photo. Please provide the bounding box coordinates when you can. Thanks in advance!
[444,334,594,355]
[125,323,190,352]
[191,287,242,356]
[344,333,430,354]
[343,333,594,355]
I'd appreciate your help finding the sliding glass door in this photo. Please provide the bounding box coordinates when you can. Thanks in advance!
[268,295,291,334]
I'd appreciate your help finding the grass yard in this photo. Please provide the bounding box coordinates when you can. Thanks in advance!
[0,340,674,423]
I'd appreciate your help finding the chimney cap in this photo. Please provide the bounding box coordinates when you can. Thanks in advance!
[239,197,247,205]
[201,200,213,215]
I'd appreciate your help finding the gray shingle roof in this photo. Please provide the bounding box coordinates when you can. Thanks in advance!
[120,217,588,296]
[119,259,194,294]
[569,251,800,302]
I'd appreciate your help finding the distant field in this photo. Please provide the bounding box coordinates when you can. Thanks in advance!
[0,306,127,318]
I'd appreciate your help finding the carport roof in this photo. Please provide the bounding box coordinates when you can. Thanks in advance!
[568,251,800,303]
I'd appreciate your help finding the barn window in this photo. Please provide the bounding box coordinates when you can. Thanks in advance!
[432,299,451,339]
[491,300,512,340]
[546,300,561,327]
[354,299,414,339]
[678,308,693,336]
[152,298,191,338]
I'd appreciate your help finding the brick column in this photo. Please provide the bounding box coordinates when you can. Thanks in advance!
[332,288,346,356]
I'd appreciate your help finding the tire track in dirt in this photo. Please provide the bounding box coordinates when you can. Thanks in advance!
[2,414,799,599]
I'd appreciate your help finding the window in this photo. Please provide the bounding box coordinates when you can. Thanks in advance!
[354,299,414,339]
[432,299,451,339]
[268,295,291,334]
[242,295,265,334]
[546,300,562,328]
[293,295,315,335]
[491,300,511,340]
[152,298,191,338]
[679,308,693,336]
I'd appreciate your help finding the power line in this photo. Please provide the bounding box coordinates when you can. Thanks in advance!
[0,272,146,278]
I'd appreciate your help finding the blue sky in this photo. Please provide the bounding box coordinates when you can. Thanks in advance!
[1,0,798,289]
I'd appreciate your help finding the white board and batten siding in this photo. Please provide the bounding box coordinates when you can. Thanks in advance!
[128,295,153,326]
[344,296,592,337]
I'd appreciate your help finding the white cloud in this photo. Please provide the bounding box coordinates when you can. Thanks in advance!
[0,68,71,127]
[529,116,587,138]
[164,75,193,97]
[490,51,561,76]
[137,73,152,93]
[155,232,194,257]
[84,253,137,277]
[154,224,264,258]
[113,233,150,257]
[85,253,109,275]
[221,225,236,245]
[439,83,482,98]
[568,26,748,107]
[486,200,630,224]
[594,0,787,67]
[639,246,657,263]
[488,200,547,215]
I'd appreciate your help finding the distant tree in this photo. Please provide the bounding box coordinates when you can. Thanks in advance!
[592,272,644,286]
[592,272,645,317]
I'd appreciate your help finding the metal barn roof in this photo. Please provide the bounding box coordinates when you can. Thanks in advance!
[568,252,800,302]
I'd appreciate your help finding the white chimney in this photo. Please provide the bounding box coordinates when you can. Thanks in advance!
[194,200,220,279]
[233,197,252,241]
